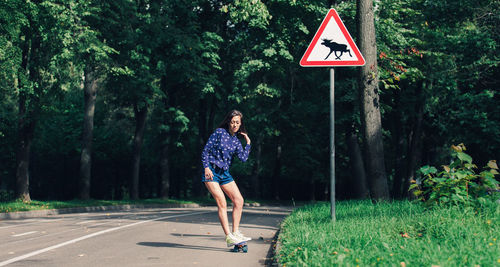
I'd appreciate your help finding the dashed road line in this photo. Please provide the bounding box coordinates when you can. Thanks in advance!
[0,210,212,266]
[11,231,38,237]
[0,219,63,230]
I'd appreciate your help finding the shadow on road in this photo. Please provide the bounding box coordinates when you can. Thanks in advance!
[170,233,221,239]
[137,241,228,252]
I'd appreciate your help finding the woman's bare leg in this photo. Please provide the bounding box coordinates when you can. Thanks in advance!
[221,181,244,232]
[204,182,231,235]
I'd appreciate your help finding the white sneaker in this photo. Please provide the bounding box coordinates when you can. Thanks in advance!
[233,230,252,241]
[226,233,244,247]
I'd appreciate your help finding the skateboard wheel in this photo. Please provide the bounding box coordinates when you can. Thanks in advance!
[231,243,248,253]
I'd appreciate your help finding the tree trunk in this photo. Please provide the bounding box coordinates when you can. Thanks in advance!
[392,137,406,198]
[250,136,263,199]
[403,82,426,198]
[16,92,34,202]
[357,0,389,200]
[159,137,170,199]
[346,132,369,199]
[193,99,209,198]
[208,94,216,135]
[79,64,98,200]
[309,179,316,201]
[271,142,282,200]
[159,75,170,199]
[391,89,406,198]
[130,103,148,200]
[403,107,423,198]
[15,28,36,202]
[195,96,217,198]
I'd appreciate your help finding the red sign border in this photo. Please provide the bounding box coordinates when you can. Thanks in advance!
[300,9,365,67]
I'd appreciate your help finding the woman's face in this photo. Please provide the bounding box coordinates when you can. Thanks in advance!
[229,116,241,135]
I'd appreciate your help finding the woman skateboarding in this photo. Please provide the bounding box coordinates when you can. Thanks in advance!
[201,110,252,247]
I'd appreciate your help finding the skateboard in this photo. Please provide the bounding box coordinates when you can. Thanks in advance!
[231,241,248,253]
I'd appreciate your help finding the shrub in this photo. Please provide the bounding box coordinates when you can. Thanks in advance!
[411,143,499,206]
[0,189,15,202]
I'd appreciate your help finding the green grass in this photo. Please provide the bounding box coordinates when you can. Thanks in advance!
[0,198,201,213]
[0,197,268,213]
[277,200,500,267]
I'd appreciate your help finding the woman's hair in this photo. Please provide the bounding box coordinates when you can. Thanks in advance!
[217,109,247,136]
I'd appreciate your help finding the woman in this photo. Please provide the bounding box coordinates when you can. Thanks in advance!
[201,110,252,247]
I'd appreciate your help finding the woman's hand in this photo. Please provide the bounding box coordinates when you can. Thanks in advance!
[204,167,214,180]
[240,132,251,145]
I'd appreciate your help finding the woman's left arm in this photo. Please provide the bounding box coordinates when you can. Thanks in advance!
[240,132,251,145]
[236,133,251,162]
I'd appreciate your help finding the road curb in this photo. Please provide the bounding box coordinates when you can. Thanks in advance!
[274,225,284,267]
[0,203,202,220]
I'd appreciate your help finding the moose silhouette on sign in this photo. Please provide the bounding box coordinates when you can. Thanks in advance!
[321,39,352,60]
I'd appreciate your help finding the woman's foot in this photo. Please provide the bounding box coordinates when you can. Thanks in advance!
[226,232,245,247]
[233,230,252,241]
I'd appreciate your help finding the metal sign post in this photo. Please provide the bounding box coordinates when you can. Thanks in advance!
[299,8,365,221]
[330,68,336,221]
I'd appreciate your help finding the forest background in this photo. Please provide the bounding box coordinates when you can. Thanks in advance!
[0,0,498,203]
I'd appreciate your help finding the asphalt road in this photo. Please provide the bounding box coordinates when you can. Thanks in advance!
[0,206,292,267]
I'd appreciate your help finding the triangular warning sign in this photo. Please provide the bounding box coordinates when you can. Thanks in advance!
[300,9,365,67]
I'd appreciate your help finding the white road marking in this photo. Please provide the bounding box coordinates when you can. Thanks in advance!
[0,210,212,266]
[2,214,144,246]
[0,219,63,230]
[11,231,38,237]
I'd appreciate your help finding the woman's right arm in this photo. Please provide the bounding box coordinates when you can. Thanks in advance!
[202,130,221,181]
[201,129,221,169]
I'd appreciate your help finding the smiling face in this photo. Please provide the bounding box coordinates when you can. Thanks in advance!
[229,116,241,135]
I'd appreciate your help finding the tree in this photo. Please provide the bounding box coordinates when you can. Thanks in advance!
[356,0,389,199]
[375,0,499,198]
[74,1,114,200]
[101,0,159,199]
[14,0,78,201]
[0,0,24,196]
[0,0,497,202]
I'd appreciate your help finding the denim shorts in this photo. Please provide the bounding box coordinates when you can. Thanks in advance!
[201,164,234,185]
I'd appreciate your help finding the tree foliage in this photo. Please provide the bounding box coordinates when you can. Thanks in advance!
[0,0,498,201]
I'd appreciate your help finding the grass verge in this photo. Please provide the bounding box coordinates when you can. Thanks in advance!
[0,197,268,214]
[276,200,499,266]
[0,198,203,213]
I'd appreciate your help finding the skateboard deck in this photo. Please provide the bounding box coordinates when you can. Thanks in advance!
[231,241,248,253]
